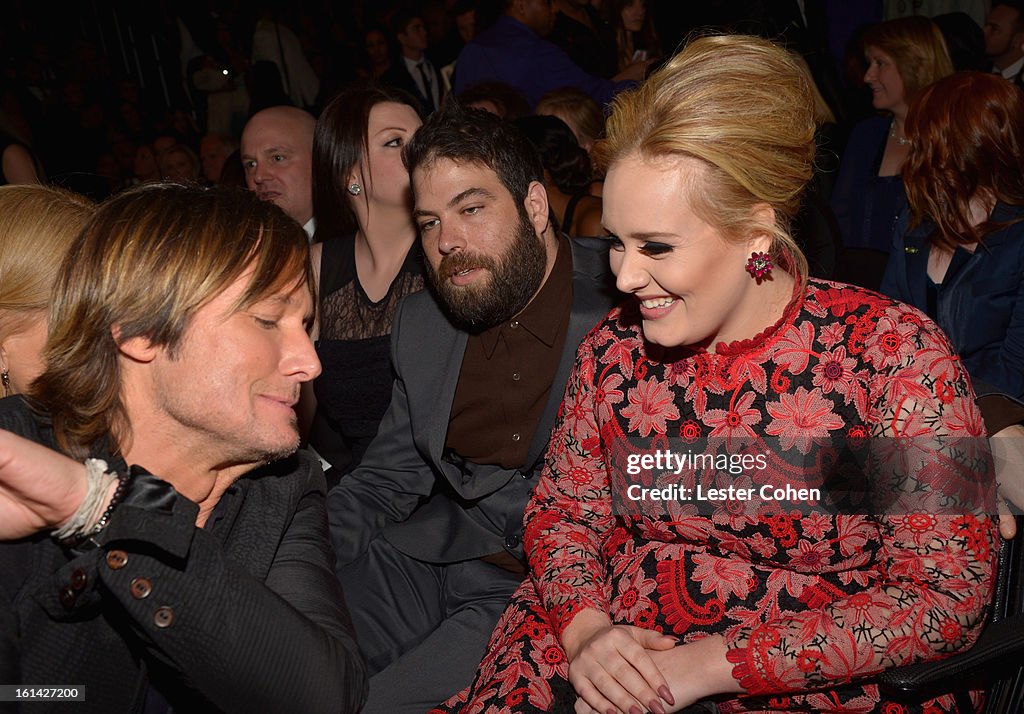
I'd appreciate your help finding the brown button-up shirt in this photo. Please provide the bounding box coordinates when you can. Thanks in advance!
[445,237,572,468]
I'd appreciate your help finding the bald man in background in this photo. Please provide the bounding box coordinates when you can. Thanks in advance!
[241,106,317,239]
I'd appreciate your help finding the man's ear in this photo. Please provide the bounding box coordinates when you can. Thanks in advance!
[745,203,777,254]
[523,180,551,236]
[112,326,159,364]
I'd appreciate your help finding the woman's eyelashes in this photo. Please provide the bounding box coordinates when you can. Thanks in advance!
[640,241,673,256]
[606,236,673,256]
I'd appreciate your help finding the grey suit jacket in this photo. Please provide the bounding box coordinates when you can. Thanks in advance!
[328,237,618,565]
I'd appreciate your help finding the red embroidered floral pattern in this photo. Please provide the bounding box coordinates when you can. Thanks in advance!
[435,281,998,713]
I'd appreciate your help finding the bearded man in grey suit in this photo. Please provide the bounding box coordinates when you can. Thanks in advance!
[327,103,618,713]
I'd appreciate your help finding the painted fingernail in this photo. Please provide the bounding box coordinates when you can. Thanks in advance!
[629,706,643,714]
[659,685,676,706]
[607,708,617,714]
[649,699,667,714]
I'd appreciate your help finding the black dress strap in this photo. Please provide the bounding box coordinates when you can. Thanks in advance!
[318,233,356,296]
[562,193,586,234]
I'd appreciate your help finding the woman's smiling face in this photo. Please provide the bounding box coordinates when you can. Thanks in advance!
[603,154,773,350]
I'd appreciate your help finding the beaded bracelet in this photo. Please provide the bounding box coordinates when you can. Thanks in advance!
[91,471,130,534]
[52,459,131,548]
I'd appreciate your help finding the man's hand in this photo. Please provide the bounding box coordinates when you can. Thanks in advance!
[563,609,676,714]
[0,429,88,539]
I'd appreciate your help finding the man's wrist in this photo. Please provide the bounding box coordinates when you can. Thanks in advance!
[52,460,129,547]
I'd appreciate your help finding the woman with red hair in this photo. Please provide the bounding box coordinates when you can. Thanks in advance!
[881,70,1024,531]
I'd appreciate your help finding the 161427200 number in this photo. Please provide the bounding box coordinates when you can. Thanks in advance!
[0,686,85,701]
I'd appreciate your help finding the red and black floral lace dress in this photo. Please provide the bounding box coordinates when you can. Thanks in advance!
[434,280,999,713]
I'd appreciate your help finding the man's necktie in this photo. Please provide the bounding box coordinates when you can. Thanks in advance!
[417,62,435,111]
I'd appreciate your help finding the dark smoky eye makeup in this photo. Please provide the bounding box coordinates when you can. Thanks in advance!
[640,242,673,255]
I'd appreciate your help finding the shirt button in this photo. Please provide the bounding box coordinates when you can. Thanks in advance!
[511,433,520,442]
[106,550,129,570]
[504,534,520,549]
[58,586,77,610]
[512,372,520,381]
[153,606,175,628]
[130,577,153,600]
[510,320,519,329]
[70,568,88,591]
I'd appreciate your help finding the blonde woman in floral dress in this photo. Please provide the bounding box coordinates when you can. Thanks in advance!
[434,35,998,714]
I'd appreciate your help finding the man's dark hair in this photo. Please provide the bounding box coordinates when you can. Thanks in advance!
[457,81,531,120]
[391,8,425,39]
[994,1,1024,27]
[403,100,544,207]
[515,114,593,196]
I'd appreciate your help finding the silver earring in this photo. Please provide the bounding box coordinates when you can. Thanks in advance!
[347,183,362,196]
[1,369,10,397]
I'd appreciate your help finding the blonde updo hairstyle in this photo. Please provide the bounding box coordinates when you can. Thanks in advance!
[0,185,94,344]
[594,34,816,284]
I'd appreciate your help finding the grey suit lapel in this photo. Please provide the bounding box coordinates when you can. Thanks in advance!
[524,238,616,468]
[423,309,468,462]
[418,237,615,484]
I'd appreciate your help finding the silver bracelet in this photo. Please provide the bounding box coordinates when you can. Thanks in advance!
[52,458,118,544]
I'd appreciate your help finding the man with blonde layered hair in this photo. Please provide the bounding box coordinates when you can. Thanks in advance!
[0,183,366,713]
[33,183,317,457]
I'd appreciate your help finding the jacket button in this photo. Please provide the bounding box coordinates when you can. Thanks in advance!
[106,550,128,570]
[58,586,76,610]
[504,534,520,549]
[130,577,153,600]
[70,568,88,591]
[153,606,175,628]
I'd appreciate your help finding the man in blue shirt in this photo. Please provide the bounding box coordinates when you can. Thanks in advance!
[454,0,648,109]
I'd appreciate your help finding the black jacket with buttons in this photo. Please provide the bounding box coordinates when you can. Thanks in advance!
[0,397,367,714]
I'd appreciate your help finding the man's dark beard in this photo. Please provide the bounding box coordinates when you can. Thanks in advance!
[426,210,548,331]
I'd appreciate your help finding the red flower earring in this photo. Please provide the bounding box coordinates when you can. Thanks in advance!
[746,251,773,279]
